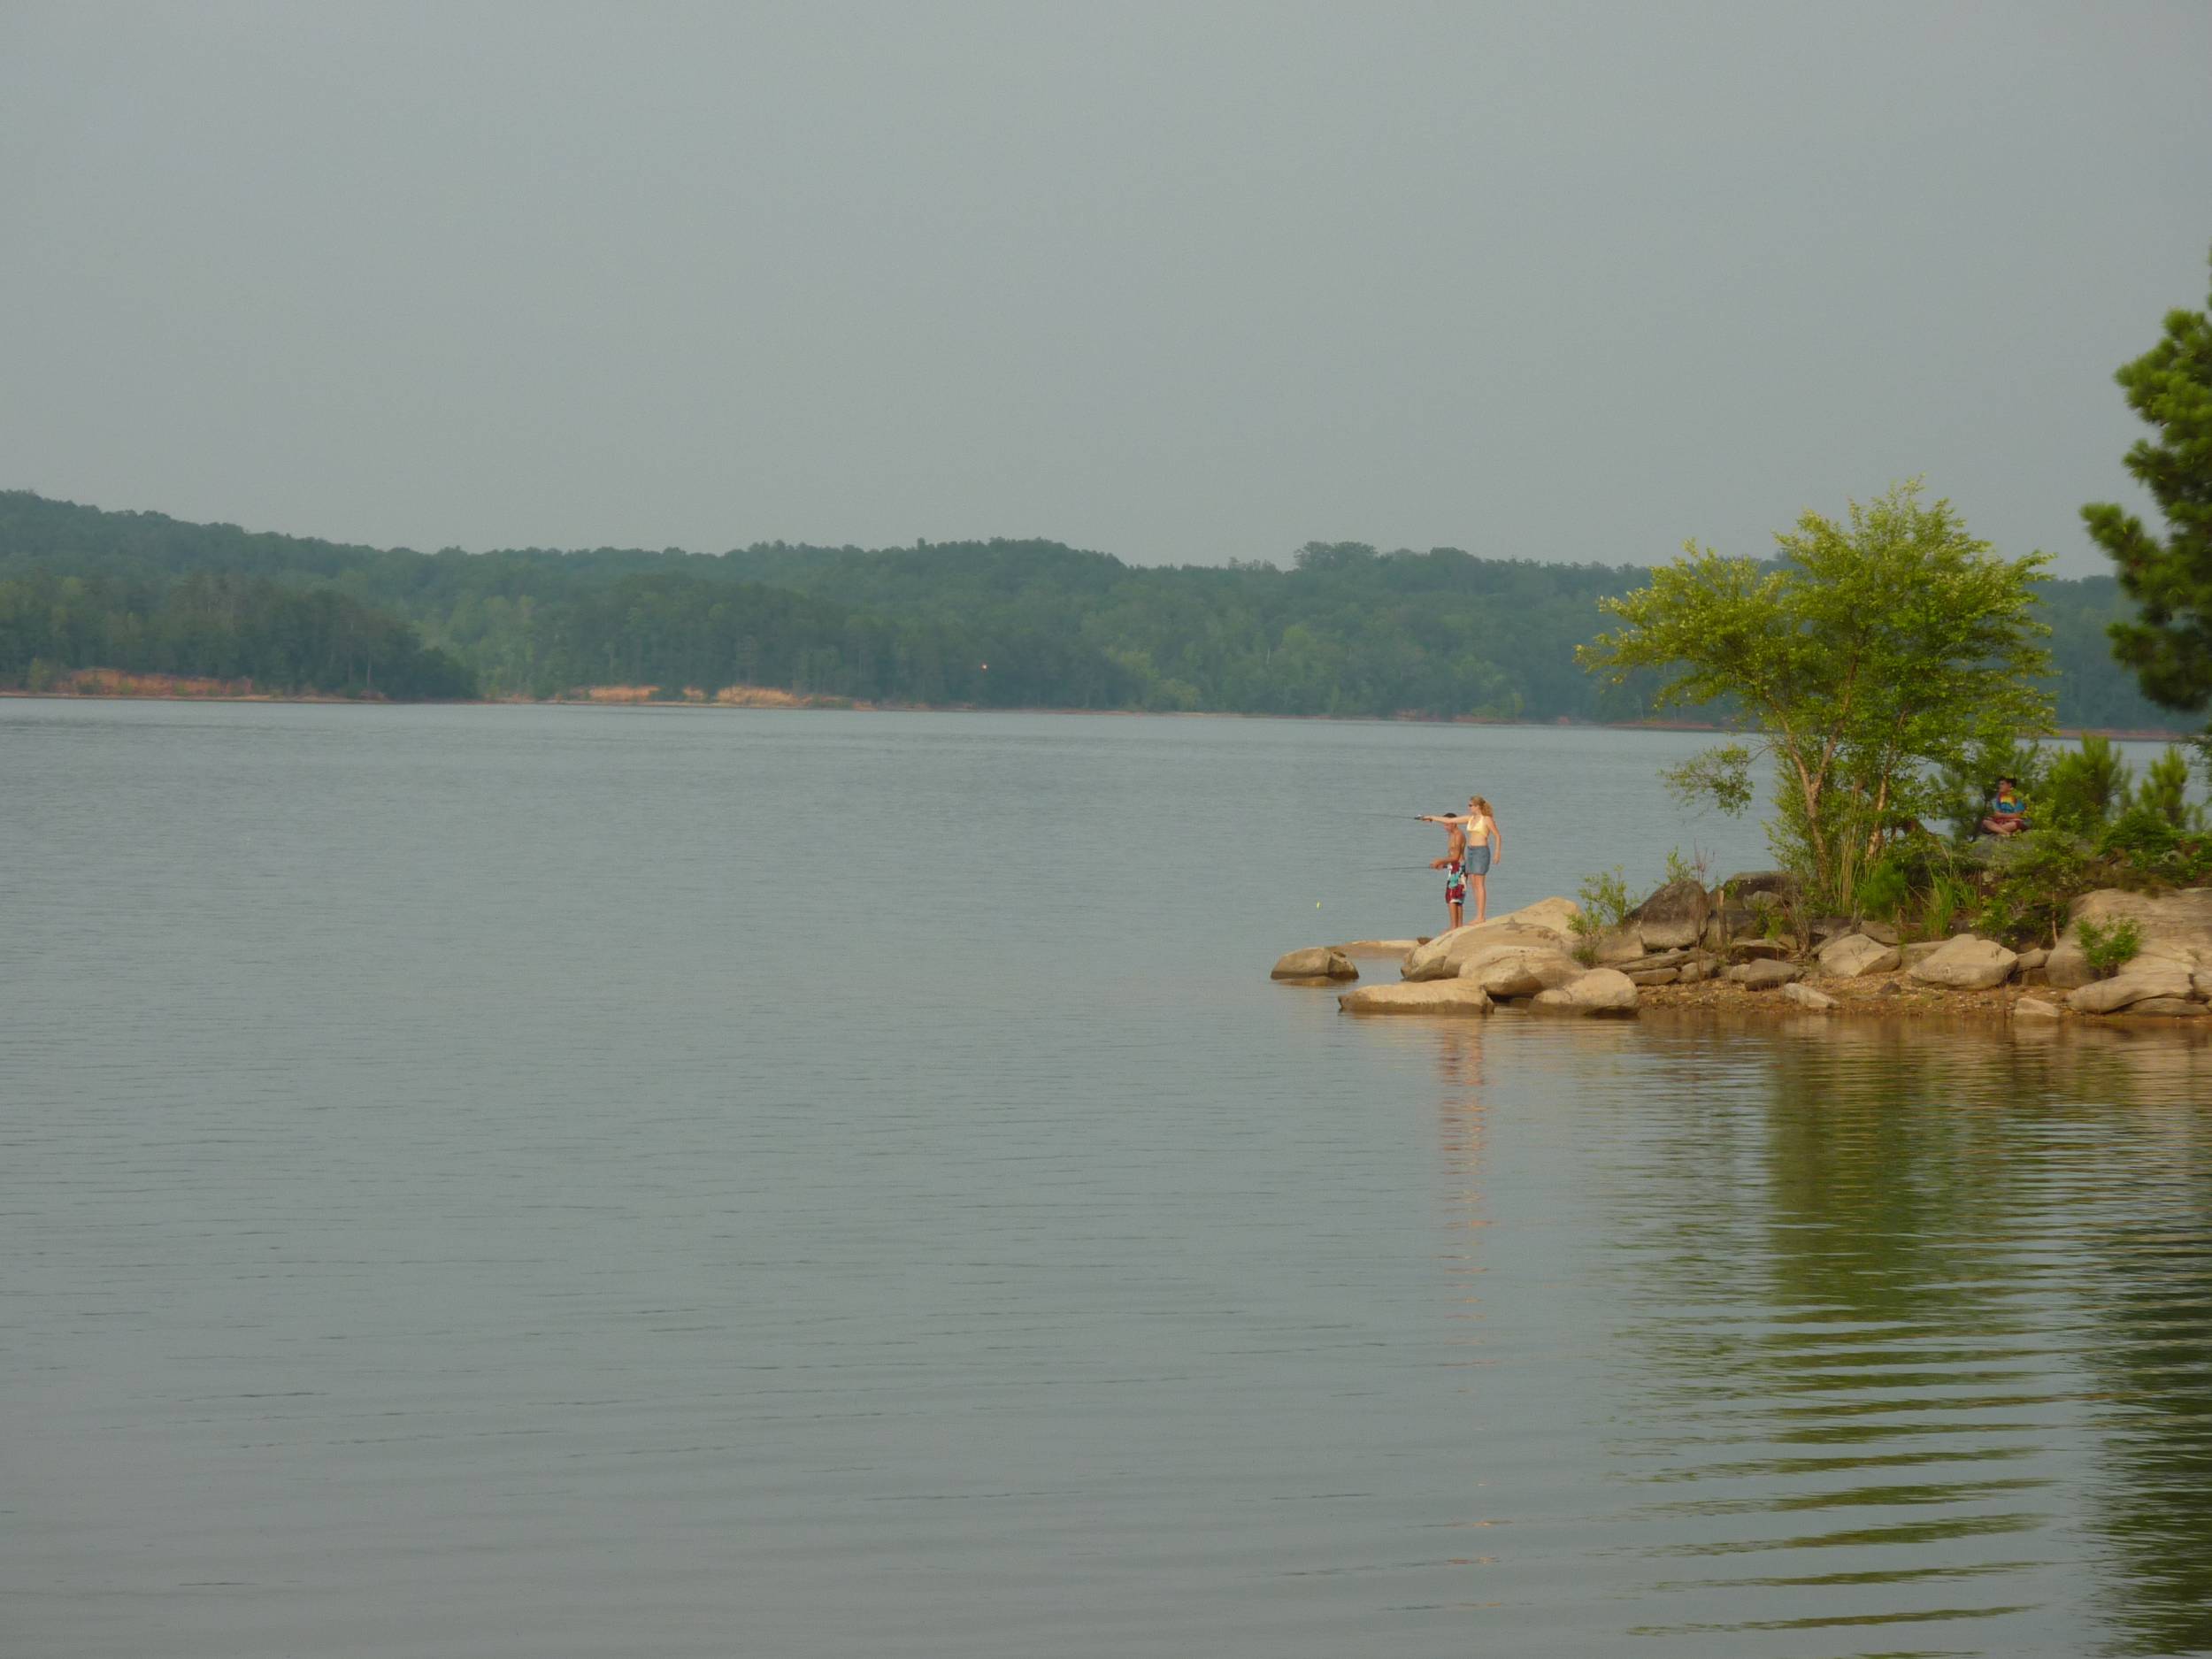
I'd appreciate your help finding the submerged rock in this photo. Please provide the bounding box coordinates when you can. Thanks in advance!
[1339,979,1493,1016]
[1271,947,1358,982]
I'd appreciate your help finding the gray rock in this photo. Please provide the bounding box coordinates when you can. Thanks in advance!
[1271,947,1358,982]
[1818,933,1901,979]
[1338,979,1493,1016]
[1723,871,1798,904]
[1909,936,2018,991]
[1703,902,1755,949]
[1728,959,1801,989]
[1858,919,1901,946]
[1622,966,1678,987]
[1901,940,1947,968]
[1729,938,1793,962]
[1627,879,1710,950]
[1586,925,1648,965]
[2013,996,2063,1019]
[1531,968,1640,1015]
[2045,938,2093,989]
[2013,947,2050,972]
[2068,962,2199,1015]
[1677,958,1711,985]
[1782,981,1836,1010]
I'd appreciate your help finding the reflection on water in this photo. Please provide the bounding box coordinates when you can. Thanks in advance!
[1402,1016,2212,1658]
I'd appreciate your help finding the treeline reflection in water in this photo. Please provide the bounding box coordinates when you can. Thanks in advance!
[1389,1012,2212,1657]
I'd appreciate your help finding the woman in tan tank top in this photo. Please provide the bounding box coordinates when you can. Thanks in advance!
[1417,795,1504,925]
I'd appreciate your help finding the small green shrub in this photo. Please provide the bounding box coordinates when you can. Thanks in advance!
[1924,874,1974,939]
[2131,747,2200,830]
[2043,734,2133,834]
[1571,868,1632,935]
[1663,846,1709,887]
[1973,828,2092,947]
[1855,856,1909,921]
[2077,918,2142,977]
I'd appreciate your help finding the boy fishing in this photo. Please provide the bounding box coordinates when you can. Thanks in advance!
[1422,811,1470,929]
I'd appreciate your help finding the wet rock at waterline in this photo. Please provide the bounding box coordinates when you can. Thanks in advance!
[1338,979,1493,1016]
[1271,947,1358,983]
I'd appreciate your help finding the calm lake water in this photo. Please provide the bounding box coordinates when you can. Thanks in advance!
[4,701,2209,1658]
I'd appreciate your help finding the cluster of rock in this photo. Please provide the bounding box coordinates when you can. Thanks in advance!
[1328,896,1638,1018]
[1269,878,2212,1025]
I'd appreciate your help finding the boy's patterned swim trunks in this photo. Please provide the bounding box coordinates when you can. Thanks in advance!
[1444,862,1467,904]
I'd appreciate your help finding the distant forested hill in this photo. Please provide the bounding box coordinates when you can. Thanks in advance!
[0,490,2187,728]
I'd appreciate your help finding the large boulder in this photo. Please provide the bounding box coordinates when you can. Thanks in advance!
[1627,879,1710,950]
[1456,943,1586,997]
[2125,997,2208,1018]
[1338,979,1493,1016]
[1531,968,1639,1015]
[1818,933,1901,979]
[1400,897,1581,981]
[1723,871,1799,904]
[2064,888,2212,970]
[2067,961,2200,1015]
[2045,938,2093,989]
[1271,947,1357,982]
[1909,936,2017,991]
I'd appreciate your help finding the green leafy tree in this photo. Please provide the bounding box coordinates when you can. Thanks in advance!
[2085,250,2212,741]
[1578,481,2054,908]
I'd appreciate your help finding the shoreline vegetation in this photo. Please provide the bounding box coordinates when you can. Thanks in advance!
[1,489,2193,730]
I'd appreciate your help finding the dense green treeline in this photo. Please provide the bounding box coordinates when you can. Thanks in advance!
[0,567,475,698]
[0,489,2188,726]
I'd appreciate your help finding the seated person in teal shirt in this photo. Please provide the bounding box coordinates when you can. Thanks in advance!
[1979,775,2028,837]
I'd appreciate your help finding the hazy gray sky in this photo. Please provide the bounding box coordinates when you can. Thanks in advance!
[4,2,2208,573]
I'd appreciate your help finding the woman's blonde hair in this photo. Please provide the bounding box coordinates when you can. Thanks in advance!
[1469,794,1494,819]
